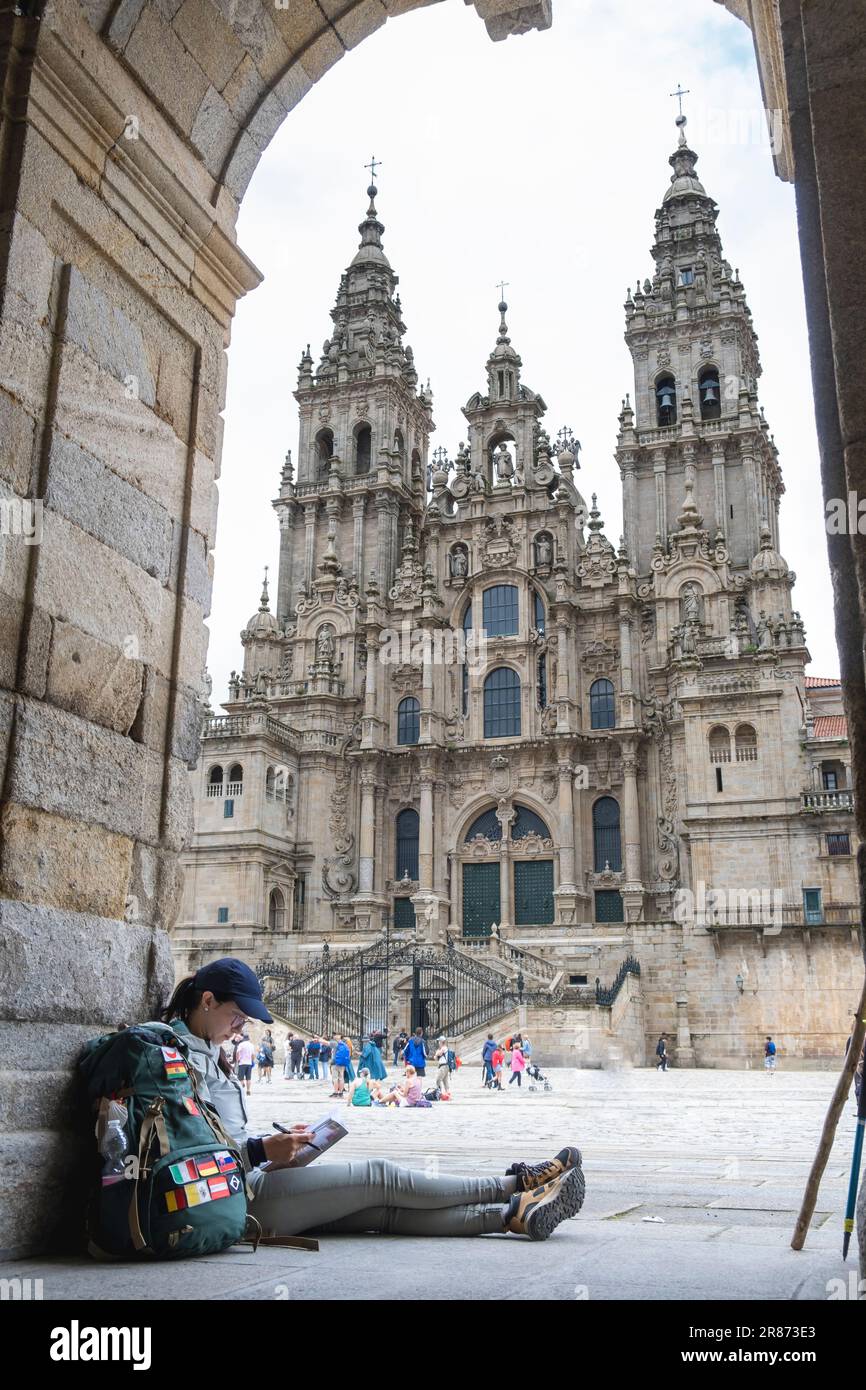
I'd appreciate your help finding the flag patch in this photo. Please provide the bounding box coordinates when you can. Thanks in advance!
[182,1097,201,1116]
[207,1176,230,1201]
[195,1156,219,1179]
[164,1061,187,1079]
[170,1159,198,1184]
[165,1188,187,1213]
[184,1180,212,1207]
[214,1151,237,1173]
[228,1173,242,1194]
[160,1047,184,1064]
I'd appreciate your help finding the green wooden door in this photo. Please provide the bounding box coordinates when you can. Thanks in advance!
[514,860,555,925]
[462,863,501,937]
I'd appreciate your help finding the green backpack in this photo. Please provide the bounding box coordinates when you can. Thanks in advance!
[78,1022,254,1260]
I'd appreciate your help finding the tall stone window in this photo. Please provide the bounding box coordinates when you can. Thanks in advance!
[656,374,677,426]
[207,765,223,798]
[699,366,721,420]
[593,796,622,871]
[533,589,546,635]
[268,888,285,932]
[537,654,547,709]
[396,808,420,880]
[354,422,372,475]
[589,678,616,730]
[483,668,521,738]
[708,726,731,763]
[482,584,519,637]
[227,763,244,795]
[397,697,420,746]
[315,427,334,480]
[734,724,758,761]
[462,600,472,716]
[292,875,306,932]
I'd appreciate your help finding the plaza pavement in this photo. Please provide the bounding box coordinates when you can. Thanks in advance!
[4,1064,862,1301]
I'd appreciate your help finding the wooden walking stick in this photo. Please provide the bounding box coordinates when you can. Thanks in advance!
[791,976,866,1251]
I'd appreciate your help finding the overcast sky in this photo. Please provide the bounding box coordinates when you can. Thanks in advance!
[208,0,836,707]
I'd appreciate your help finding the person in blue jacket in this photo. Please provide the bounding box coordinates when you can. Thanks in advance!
[402,1027,428,1077]
[481,1033,497,1087]
[359,1034,388,1081]
[331,1035,351,1096]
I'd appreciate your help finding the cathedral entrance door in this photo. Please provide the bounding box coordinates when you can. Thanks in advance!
[462,863,500,937]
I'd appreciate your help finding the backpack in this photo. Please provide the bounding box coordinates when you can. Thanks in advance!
[424,1086,441,1102]
[446,1049,456,1070]
[77,1023,251,1261]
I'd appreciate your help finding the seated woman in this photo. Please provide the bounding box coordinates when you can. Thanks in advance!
[160,958,584,1241]
[346,1068,373,1107]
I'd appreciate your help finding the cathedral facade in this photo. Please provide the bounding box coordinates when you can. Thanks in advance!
[174,120,861,1065]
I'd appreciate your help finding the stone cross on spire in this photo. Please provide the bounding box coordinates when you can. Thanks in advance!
[670,83,690,118]
[364,155,382,186]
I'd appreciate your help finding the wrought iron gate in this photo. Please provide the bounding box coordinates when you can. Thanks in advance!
[258,935,516,1040]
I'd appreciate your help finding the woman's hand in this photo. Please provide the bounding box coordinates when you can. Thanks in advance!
[261,1124,315,1170]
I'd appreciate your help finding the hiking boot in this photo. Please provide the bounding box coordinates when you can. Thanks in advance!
[507,1146,582,1193]
[504,1167,585,1240]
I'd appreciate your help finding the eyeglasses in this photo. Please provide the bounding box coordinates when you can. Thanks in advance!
[227,1006,250,1031]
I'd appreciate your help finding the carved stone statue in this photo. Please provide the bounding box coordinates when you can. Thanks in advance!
[450,546,468,579]
[681,583,702,625]
[316,625,336,662]
[495,444,515,482]
[535,533,553,567]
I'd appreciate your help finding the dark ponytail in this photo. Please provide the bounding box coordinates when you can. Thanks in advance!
[161,974,234,1077]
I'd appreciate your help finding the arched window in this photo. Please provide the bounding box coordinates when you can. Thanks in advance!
[462,600,472,717]
[268,887,285,932]
[589,678,616,730]
[315,428,334,480]
[708,726,731,763]
[511,805,551,840]
[207,765,223,798]
[656,375,677,427]
[465,807,502,842]
[735,723,758,761]
[265,766,276,801]
[593,797,622,872]
[483,668,521,738]
[533,589,546,635]
[699,367,721,421]
[396,808,420,880]
[354,423,372,475]
[482,584,519,637]
[227,763,244,795]
[397,696,420,746]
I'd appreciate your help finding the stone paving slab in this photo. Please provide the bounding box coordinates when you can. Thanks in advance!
[1,1068,860,1301]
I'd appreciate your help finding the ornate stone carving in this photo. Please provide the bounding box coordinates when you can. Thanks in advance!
[481,514,520,568]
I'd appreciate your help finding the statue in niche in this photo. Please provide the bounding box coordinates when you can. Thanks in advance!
[680,583,703,626]
[450,546,468,579]
[535,533,553,568]
[316,625,336,662]
[495,444,515,482]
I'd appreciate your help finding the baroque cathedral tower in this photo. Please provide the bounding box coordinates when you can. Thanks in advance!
[175,124,859,1067]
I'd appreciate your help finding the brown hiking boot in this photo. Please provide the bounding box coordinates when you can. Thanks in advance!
[507,1146,582,1192]
[503,1167,585,1240]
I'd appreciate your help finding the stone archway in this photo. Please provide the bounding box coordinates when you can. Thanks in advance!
[1,0,864,1265]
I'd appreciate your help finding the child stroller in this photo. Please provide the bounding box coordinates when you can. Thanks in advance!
[526,1063,552,1092]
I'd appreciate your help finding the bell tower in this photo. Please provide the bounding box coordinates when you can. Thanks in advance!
[273,170,435,623]
[616,111,783,577]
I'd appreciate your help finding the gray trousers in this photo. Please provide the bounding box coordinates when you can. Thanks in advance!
[249,1158,508,1237]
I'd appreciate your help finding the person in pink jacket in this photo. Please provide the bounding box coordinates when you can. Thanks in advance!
[509,1042,526,1089]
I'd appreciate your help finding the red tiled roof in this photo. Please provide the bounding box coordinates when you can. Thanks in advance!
[813,714,848,739]
[805,676,841,688]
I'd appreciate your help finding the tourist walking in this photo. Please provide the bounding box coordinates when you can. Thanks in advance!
[764,1036,777,1074]
[158,958,586,1240]
[259,1036,274,1084]
[509,1041,526,1088]
[434,1037,453,1097]
[393,1029,408,1068]
[522,1036,533,1067]
[235,1033,255,1096]
[402,1027,428,1077]
[359,1034,388,1082]
[481,1033,497,1087]
[655,1036,668,1072]
[491,1042,504,1090]
[282,1033,293,1079]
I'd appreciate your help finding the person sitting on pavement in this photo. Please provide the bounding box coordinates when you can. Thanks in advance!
[346,1067,374,1107]
[158,957,585,1241]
